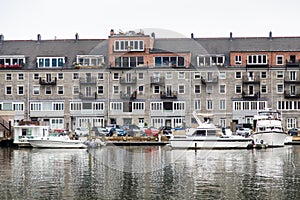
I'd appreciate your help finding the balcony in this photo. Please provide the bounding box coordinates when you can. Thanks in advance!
[150,77,165,86]
[160,91,177,99]
[286,59,300,67]
[79,92,97,100]
[201,76,218,84]
[79,77,97,85]
[119,77,137,84]
[39,77,57,85]
[284,91,300,98]
[242,75,260,84]
[120,91,137,100]
[242,91,260,99]
[0,63,23,69]
[284,77,300,84]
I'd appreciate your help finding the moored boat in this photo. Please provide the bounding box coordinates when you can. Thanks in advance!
[170,112,253,149]
[28,133,87,148]
[251,108,287,147]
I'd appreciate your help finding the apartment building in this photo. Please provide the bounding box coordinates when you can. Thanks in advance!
[0,31,300,131]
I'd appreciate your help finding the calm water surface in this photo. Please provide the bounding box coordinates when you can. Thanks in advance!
[0,145,299,200]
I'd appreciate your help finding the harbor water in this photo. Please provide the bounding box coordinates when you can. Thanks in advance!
[0,145,300,200]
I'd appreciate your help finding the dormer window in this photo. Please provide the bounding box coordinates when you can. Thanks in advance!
[76,55,104,67]
[114,40,144,51]
[37,57,65,68]
[197,55,225,67]
[0,55,25,68]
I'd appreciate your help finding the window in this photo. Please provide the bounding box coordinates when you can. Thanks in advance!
[178,85,185,94]
[113,85,119,94]
[53,102,64,111]
[174,102,185,111]
[73,73,79,80]
[58,73,63,80]
[13,103,24,111]
[6,86,12,95]
[290,71,297,81]
[166,72,172,79]
[151,102,162,110]
[6,74,12,81]
[33,86,40,95]
[194,72,201,79]
[45,86,52,95]
[219,99,226,110]
[0,55,25,68]
[235,72,242,79]
[247,55,267,65]
[93,102,104,110]
[34,73,39,80]
[195,85,201,94]
[98,73,104,80]
[115,56,143,68]
[114,40,144,51]
[198,55,225,66]
[261,85,267,93]
[70,102,82,111]
[30,103,41,111]
[277,84,283,93]
[133,102,145,111]
[110,102,122,110]
[287,118,297,129]
[235,55,242,64]
[73,86,79,95]
[57,86,64,95]
[138,73,144,80]
[277,71,283,79]
[113,73,119,80]
[98,85,104,94]
[207,99,213,110]
[153,85,160,94]
[194,99,201,110]
[76,55,104,66]
[154,56,185,67]
[261,71,267,79]
[276,55,284,65]
[207,85,213,94]
[178,72,185,79]
[219,85,226,94]
[219,72,226,79]
[18,86,24,95]
[37,57,65,68]
[18,74,24,80]
[235,85,242,94]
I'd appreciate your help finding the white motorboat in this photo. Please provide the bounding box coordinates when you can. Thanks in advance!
[13,122,50,147]
[28,133,87,148]
[170,112,253,149]
[252,108,288,147]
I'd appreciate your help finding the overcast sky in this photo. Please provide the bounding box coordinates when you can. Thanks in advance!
[1,0,300,40]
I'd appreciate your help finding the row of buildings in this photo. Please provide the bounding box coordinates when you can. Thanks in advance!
[0,30,300,132]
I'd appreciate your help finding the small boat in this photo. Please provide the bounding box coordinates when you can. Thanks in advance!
[28,133,87,148]
[251,108,288,147]
[170,112,253,149]
[13,121,50,147]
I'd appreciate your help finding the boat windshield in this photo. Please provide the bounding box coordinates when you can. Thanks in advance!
[192,130,206,136]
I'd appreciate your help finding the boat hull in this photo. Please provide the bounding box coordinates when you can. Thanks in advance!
[252,131,287,147]
[170,137,253,149]
[29,139,87,148]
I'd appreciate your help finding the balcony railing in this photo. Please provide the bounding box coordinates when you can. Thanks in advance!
[286,59,300,67]
[284,91,300,98]
[39,77,57,85]
[150,77,165,86]
[160,91,177,99]
[284,77,300,84]
[242,91,260,99]
[242,75,260,84]
[201,76,218,84]
[79,92,97,100]
[119,77,137,84]
[79,77,97,85]
[120,91,137,100]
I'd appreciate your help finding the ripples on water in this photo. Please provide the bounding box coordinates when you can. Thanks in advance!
[0,146,299,200]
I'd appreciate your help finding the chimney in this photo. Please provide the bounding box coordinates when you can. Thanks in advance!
[110,29,114,36]
[37,34,41,42]
[151,32,155,38]
[229,32,233,41]
[269,31,272,41]
[0,34,3,42]
[75,33,79,41]
[191,33,194,39]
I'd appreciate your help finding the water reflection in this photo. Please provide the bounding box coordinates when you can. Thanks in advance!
[0,146,299,199]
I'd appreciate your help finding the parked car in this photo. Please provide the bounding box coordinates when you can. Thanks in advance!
[158,126,173,138]
[122,125,145,137]
[288,128,298,136]
[144,127,160,137]
[74,127,89,136]
[92,127,109,136]
[236,127,251,137]
[106,124,126,136]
